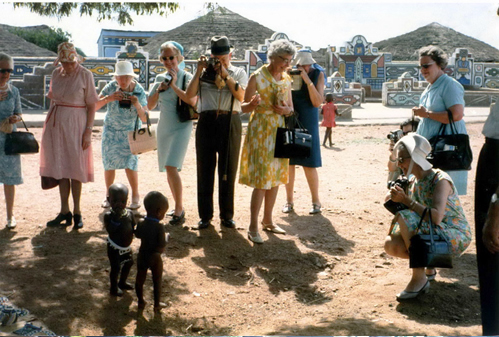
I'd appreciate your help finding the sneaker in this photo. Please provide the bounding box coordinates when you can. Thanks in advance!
[6,217,16,229]
[282,203,294,213]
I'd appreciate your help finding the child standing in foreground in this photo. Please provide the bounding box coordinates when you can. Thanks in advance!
[320,93,339,147]
[104,183,137,296]
[135,191,169,312]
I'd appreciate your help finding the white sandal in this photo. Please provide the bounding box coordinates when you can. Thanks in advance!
[262,222,286,234]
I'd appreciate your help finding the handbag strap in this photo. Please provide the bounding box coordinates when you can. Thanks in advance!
[18,116,29,132]
[416,207,439,245]
[133,112,151,140]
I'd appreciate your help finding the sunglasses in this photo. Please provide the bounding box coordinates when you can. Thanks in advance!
[397,156,411,164]
[419,62,435,69]
[161,56,176,61]
[0,69,14,74]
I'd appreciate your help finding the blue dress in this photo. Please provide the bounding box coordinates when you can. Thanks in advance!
[290,68,322,168]
[0,84,23,185]
[149,70,193,172]
[100,81,147,171]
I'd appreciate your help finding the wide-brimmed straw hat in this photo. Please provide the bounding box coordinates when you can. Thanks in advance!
[54,42,84,66]
[209,36,233,56]
[292,49,316,66]
[111,61,138,78]
[394,133,433,171]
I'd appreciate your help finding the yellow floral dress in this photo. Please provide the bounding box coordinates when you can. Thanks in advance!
[239,66,291,189]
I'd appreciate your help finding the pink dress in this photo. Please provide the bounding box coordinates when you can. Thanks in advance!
[320,102,337,128]
[39,65,99,183]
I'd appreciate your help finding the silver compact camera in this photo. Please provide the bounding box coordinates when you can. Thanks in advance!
[164,73,173,85]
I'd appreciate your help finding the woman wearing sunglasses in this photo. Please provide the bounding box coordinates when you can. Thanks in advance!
[384,133,471,301]
[0,52,22,229]
[412,45,468,196]
[147,41,197,226]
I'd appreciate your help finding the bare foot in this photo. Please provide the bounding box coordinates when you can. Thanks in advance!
[138,300,147,310]
[154,302,168,312]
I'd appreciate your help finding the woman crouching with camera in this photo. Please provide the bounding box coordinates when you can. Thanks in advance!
[96,61,148,210]
[384,133,471,301]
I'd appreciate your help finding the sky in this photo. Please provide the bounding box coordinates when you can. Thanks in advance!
[0,1,498,57]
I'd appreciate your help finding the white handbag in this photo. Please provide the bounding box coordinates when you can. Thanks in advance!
[128,113,157,155]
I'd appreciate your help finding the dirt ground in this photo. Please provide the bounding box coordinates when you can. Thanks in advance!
[0,121,485,336]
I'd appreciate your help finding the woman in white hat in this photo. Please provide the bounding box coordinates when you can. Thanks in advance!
[384,133,471,301]
[95,60,148,209]
[40,42,99,229]
[282,49,324,215]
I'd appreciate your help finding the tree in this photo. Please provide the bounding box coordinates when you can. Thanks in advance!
[12,2,181,25]
[8,26,86,56]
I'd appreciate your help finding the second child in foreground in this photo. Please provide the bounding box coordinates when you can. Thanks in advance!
[135,191,169,312]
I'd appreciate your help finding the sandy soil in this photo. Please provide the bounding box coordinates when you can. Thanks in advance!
[0,122,484,336]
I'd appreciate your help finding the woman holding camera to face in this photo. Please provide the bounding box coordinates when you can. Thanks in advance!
[95,61,148,210]
[384,133,471,301]
[147,41,196,226]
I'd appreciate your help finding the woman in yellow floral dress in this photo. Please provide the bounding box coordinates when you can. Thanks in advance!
[239,40,296,244]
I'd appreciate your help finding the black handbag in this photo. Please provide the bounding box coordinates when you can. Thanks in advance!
[426,110,472,171]
[176,74,198,122]
[409,208,453,269]
[274,115,312,158]
[4,117,39,155]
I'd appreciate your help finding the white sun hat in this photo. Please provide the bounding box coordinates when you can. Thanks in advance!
[394,133,433,171]
[111,61,138,78]
[292,49,316,66]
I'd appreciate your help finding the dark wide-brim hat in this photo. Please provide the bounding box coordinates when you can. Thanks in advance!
[209,36,233,55]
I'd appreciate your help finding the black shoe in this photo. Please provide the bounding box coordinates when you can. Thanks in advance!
[221,219,236,228]
[118,282,134,290]
[196,219,211,230]
[47,212,72,227]
[169,210,185,226]
[73,213,83,229]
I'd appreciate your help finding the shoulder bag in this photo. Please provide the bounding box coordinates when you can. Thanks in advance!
[409,207,453,269]
[274,114,312,158]
[4,117,39,155]
[176,74,198,122]
[426,110,472,171]
[127,112,157,155]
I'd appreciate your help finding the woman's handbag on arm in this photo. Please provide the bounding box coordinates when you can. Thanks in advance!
[409,207,453,269]
[4,117,39,155]
[127,112,157,155]
[274,114,312,158]
[176,74,198,122]
[426,110,472,171]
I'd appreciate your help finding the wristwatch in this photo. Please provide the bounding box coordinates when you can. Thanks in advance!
[492,193,498,204]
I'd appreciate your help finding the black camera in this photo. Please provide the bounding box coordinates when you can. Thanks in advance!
[387,129,404,143]
[384,177,409,215]
[200,57,220,84]
[119,92,132,109]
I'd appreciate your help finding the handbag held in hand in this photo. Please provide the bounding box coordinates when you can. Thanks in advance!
[426,110,472,171]
[409,207,453,269]
[127,113,157,155]
[4,117,39,155]
[274,115,312,158]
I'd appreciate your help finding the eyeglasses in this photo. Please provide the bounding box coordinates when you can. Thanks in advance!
[161,56,176,61]
[419,62,435,69]
[278,55,292,64]
[0,69,14,74]
[397,156,411,164]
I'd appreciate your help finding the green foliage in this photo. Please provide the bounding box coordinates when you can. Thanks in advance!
[12,2,181,25]
[7,26,86,56]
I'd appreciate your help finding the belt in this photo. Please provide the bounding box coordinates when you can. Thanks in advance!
[486,137,499,145]
[202,110,238,115]
[107,237,132,255]
[47,103,86,126]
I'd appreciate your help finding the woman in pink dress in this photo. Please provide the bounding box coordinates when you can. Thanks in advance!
[40,42,99,229]
[320,93,338,147]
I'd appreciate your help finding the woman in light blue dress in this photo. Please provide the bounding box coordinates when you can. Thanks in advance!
[412,45,468,195]
[96,61,148,209]
[148,41,196,226]
[0,53,23,229]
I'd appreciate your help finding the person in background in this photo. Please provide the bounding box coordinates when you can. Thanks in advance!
[40,42,99,229]
[283,49,324,215]
[320,93,338,147]
[185,36,248,230]
[412,45,468,195]
[96,61,148,210]
[239,39,296,244]
[387,117,420,182]
[0,52,22,229]
[474,102,499,335]
[148,41,196,226]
